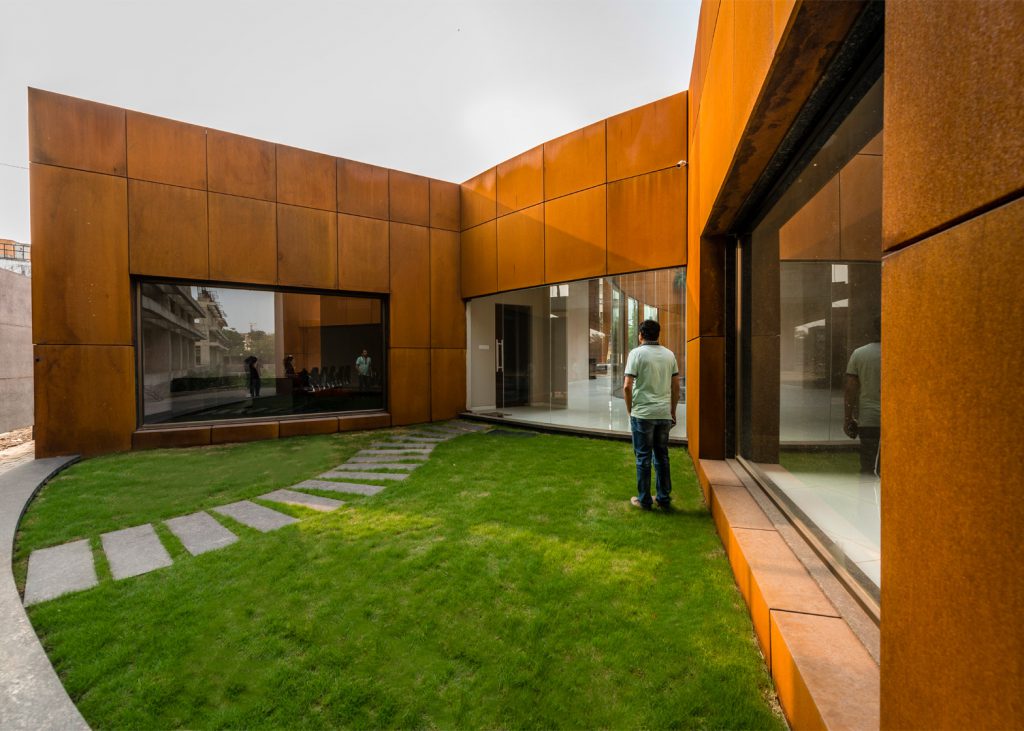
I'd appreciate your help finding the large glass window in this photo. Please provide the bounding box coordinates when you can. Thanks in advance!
[139,283,385,425]
[742,77,882,596]
[466,268,685,438]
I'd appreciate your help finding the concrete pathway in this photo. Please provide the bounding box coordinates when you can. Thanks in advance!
[295,481,386,496]
[166,512,238,556]
[101,524,173,580]
[320,470,409,481]
[0,454,89,730]
[348,453,429,462]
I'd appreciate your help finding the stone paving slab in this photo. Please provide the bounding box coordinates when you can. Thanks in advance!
[213,500,300,532]
[329,462,420,471]
[359,448,432,456]
[260,488,344,512]
[450,421,489,431]
[23,539,98,607]
[393,435,450,442]
[165,512,239,556]
[298,481,386,496]
[348,454,429,463]
[101,524,173,580]
[371,442,435,450]
[322,470,409,481]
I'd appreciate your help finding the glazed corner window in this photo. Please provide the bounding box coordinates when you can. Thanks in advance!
[138,283,385,425]
[465,268,686,438]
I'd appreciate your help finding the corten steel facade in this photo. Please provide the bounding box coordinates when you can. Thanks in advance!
[26,0,1023,729]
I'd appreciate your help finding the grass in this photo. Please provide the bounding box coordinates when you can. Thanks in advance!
[16,427,785,730]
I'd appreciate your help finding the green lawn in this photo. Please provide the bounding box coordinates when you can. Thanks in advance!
[16,427,785,729]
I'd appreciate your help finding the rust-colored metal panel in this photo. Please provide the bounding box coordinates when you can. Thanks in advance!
[544,186,606,283]
[338,213,389,293]
[389,222,430,348]
[278,204,338,289]
[279,418,339,438]
[732,0,777,133]
[430,228,464,349]
[461,167,497,230]
[30,164,130,345]
[884,0,1024,249]
[207,129,276,201]
[126,111,206,189]
[429,179,460,231]
[496,203,544,292]
[497,145,543,216]
[128,179,209,279]
[430,348,466,421]
[389,169,430,226]
[28,89,126,176]
[460,220,497,298]
[209,193,278,285]
[338,159,389,219]
[607,93,687,182]
[34,344,135,457]
[543,121,605,200]
[210,422,279,444]
[688,0,723,143]
[277,144,336,211]
[881,199,1024,731]
[338,412,391,431]
[607,167,685,275]
[132,427,211,450]
[389,348,430,426]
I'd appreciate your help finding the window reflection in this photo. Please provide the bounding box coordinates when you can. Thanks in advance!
[743,77,882,594]
[139,283,385,424]
[467,268,686,438]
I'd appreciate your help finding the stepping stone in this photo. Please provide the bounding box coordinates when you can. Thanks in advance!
[393,436,449,443]
[23,539,98,606]
[165,512,238,556]
[322,470,409,481]
[371,442,434,450]
[101,524,173,580]
[260,488,344,512]
[359,449,431,456]
[417,427,465,437]
[348,454,429,463]
[213,501,299,533]
[329,462,420,471]
[298,481,386,496]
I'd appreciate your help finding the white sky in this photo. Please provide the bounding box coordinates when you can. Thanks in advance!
[0,0,699,244]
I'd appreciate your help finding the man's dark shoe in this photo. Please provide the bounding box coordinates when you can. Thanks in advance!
[655,500,673,512]
[630,496,652,510]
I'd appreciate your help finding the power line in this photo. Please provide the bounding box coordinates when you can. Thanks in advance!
[0,162,29,171]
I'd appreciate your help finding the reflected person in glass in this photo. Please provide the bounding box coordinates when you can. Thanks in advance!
[844,317,882,476]
[623,320,681,510]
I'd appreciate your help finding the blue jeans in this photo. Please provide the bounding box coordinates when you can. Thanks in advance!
[631,416,672,507]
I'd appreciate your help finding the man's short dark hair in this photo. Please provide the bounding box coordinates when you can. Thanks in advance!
[639,319,661,341]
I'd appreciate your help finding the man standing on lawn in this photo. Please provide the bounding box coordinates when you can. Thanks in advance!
[624,319,681,510]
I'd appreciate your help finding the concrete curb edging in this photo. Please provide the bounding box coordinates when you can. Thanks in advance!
[0,454,90,731]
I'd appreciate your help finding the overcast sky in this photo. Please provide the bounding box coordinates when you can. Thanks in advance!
[0,0,699,244]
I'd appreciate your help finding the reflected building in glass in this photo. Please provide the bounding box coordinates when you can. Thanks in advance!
[139,283,385,425]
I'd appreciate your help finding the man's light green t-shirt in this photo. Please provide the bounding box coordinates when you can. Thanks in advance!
[624,343,678,420]
[846,341,881,427]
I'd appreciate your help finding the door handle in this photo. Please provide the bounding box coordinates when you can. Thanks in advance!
[496,339,503,372]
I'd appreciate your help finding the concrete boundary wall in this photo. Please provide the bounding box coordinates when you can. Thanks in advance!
[0,268,33,433]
